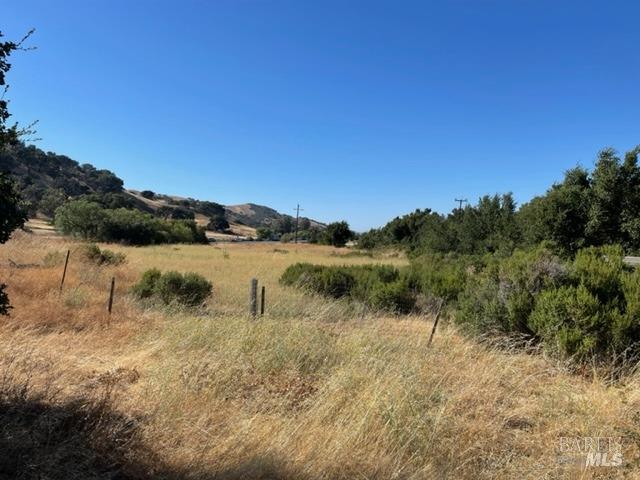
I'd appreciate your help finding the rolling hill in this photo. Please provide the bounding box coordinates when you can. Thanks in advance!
[1,142,323,239]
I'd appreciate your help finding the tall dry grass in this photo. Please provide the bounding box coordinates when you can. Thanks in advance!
[0,232,639,479]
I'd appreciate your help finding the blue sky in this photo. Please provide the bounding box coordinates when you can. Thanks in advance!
[4,1,640,231]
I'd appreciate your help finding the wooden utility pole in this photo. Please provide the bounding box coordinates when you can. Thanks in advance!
[293,203,304,244]
[455,198,468,210]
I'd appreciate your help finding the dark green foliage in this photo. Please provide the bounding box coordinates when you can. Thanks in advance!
[256,227,275,240]
[456,247,567,335]
[0,143,125,212]
[407,253,474,302]
[79,243,126,266]
[280,263,414,313]
[131,268,162,299]
[369,279,415,314]
[359,146,640,257]
[140,190,155,199]
[80,192,135,210]
[359,195,519,256]
[206,215,230,232]
[54,200,207,245]
[455,244,640,362]
[0,31,31,317]
[170,208,195,220]
[132,269,212,306]
[529,285,604,358]
[38,188,67,217]
[321,221,354,247]
[275,216,294,234]
[0,172,27,243]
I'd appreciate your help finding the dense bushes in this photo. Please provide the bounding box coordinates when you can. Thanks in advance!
[456,245,640,362]
[282,245,640,364]
[456,247,567,335]
[280,263,414,313]
[54,200,207,245]
[132,269,212,306]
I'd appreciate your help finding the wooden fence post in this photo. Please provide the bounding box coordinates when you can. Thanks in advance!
[108,277,115,314]
[59,249,70,293]
[260,285,265,316]
[250,278,258,317]
[427,299,444,346]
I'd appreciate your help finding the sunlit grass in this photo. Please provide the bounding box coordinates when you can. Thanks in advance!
[1,232,639,479]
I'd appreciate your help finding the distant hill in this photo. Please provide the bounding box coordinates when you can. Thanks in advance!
[1,142,323,238]
[0,143,124,201]
[226,203,324,230]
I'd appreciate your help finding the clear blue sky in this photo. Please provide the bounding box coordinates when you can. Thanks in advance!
[4,1,640,231]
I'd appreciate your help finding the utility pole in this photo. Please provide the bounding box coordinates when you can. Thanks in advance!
[455,198,468,210]
[293,203,304,243]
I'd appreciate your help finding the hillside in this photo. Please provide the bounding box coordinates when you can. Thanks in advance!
[1,142,323,238]
[226,203,325,230]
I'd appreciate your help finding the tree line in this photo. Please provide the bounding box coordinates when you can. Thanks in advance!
[359,146,640,257]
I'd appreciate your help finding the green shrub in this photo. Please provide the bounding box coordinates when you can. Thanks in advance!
[132,269,212,306]
[528,285,605,358]
[280,263,325,290]
[456,247,567,335]
[369,279,415,314]
[407,253,473,301]
[131,268,162,299]
[456,244,640,364]
[572,245,625,306]
[79,243,126,265]
[317,269,356,298]
[280,262,414,312]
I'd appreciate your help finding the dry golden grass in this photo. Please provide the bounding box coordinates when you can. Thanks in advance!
[1,232,639,479]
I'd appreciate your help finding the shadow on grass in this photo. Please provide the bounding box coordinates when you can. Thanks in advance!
[0,383,305,480]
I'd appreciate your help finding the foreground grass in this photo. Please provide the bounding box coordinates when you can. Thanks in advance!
[1,233,639,479]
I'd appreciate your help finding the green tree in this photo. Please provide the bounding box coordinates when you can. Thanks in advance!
[518,166,591,255]
[256,227,274,240]
[586,149,623,245]
[54,200,107,239]
[0,30,31,315]
[620,146,640,251]
[322,221,354,247]
[299,217,311,231]
[275,216,293,234]
[206,215,229,231]
[38,188,67,217]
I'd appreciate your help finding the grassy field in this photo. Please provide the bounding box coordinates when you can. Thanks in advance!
[1,232,639,479]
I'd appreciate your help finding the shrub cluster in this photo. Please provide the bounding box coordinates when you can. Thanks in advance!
[280,263,414,313]
[80,243,126,266]
[55,200,207,245]
[282,245,640,364]
[132,269,212,306]
[456,245,640,361]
